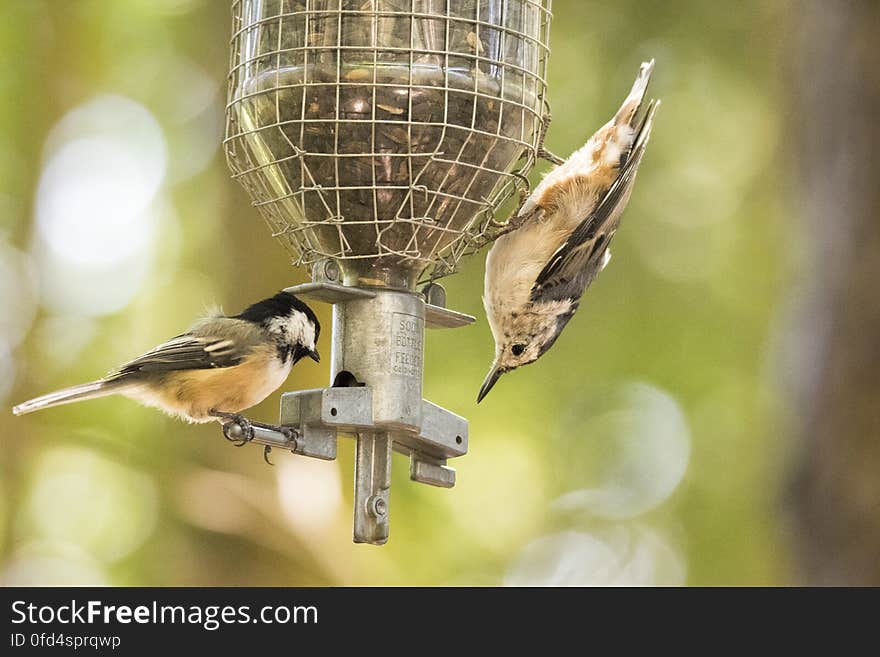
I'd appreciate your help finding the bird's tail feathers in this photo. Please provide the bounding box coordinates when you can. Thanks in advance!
[630,98,660,161]
[596,60,656,171]
[12,379,132,416]
[614,59,655,129]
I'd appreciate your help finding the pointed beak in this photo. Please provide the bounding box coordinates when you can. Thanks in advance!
[477,363,504,403]
[309,349,321,363]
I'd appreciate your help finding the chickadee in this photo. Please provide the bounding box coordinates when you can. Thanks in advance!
[12,291,321,425]
[478,60,659,402]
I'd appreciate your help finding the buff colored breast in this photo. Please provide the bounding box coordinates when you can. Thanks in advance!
[129,345,292,423]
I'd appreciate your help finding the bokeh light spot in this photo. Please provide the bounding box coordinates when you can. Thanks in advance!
[553,382,691,519]
[21,446,159,564]
[0,240,38,347]
[505,526,685,586]
[2,542,108,586]
[277,457,343,537]
[33,95,169,316]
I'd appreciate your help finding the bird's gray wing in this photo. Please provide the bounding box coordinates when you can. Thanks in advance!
[530,100,657,303]
[108,332,250,378]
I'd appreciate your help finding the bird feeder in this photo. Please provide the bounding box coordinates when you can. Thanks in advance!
[224,0,552,544]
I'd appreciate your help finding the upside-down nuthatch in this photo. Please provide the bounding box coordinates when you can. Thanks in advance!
[478,60,659,402]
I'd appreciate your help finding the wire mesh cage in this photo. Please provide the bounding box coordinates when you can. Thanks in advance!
[225,0,552,288]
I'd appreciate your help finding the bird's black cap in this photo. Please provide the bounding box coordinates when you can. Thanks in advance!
[235,291,321,340]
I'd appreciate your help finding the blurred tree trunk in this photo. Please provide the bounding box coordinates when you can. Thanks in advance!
[789,0,880,585]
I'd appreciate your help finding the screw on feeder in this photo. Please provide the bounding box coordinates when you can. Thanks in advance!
[367,496,388,519]
[313,258,340,284]
[224,0,553,545]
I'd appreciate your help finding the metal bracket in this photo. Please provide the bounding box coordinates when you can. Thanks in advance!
[243,272,474,544]
[425,305,475,329]
[354,433,392,543]
[410,456,456,488]
[219,384,469,475]
[285,280,475,330]
[283,281,376,304]
[279,387,468,461]
[422,281,475,329]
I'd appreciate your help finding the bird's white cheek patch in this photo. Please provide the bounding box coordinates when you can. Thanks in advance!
[272,311,316,349]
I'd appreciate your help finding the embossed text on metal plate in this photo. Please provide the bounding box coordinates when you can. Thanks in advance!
[391,313,423,378]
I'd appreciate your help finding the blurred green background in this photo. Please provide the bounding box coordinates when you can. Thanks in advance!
[1,0,869,586]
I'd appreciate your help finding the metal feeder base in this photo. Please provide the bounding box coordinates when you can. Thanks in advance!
[232,277,474,545]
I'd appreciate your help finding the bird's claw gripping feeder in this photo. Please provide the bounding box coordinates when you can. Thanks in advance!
[224,0,552,544]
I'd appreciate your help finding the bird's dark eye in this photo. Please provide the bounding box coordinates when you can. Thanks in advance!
[511,344,526,356]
